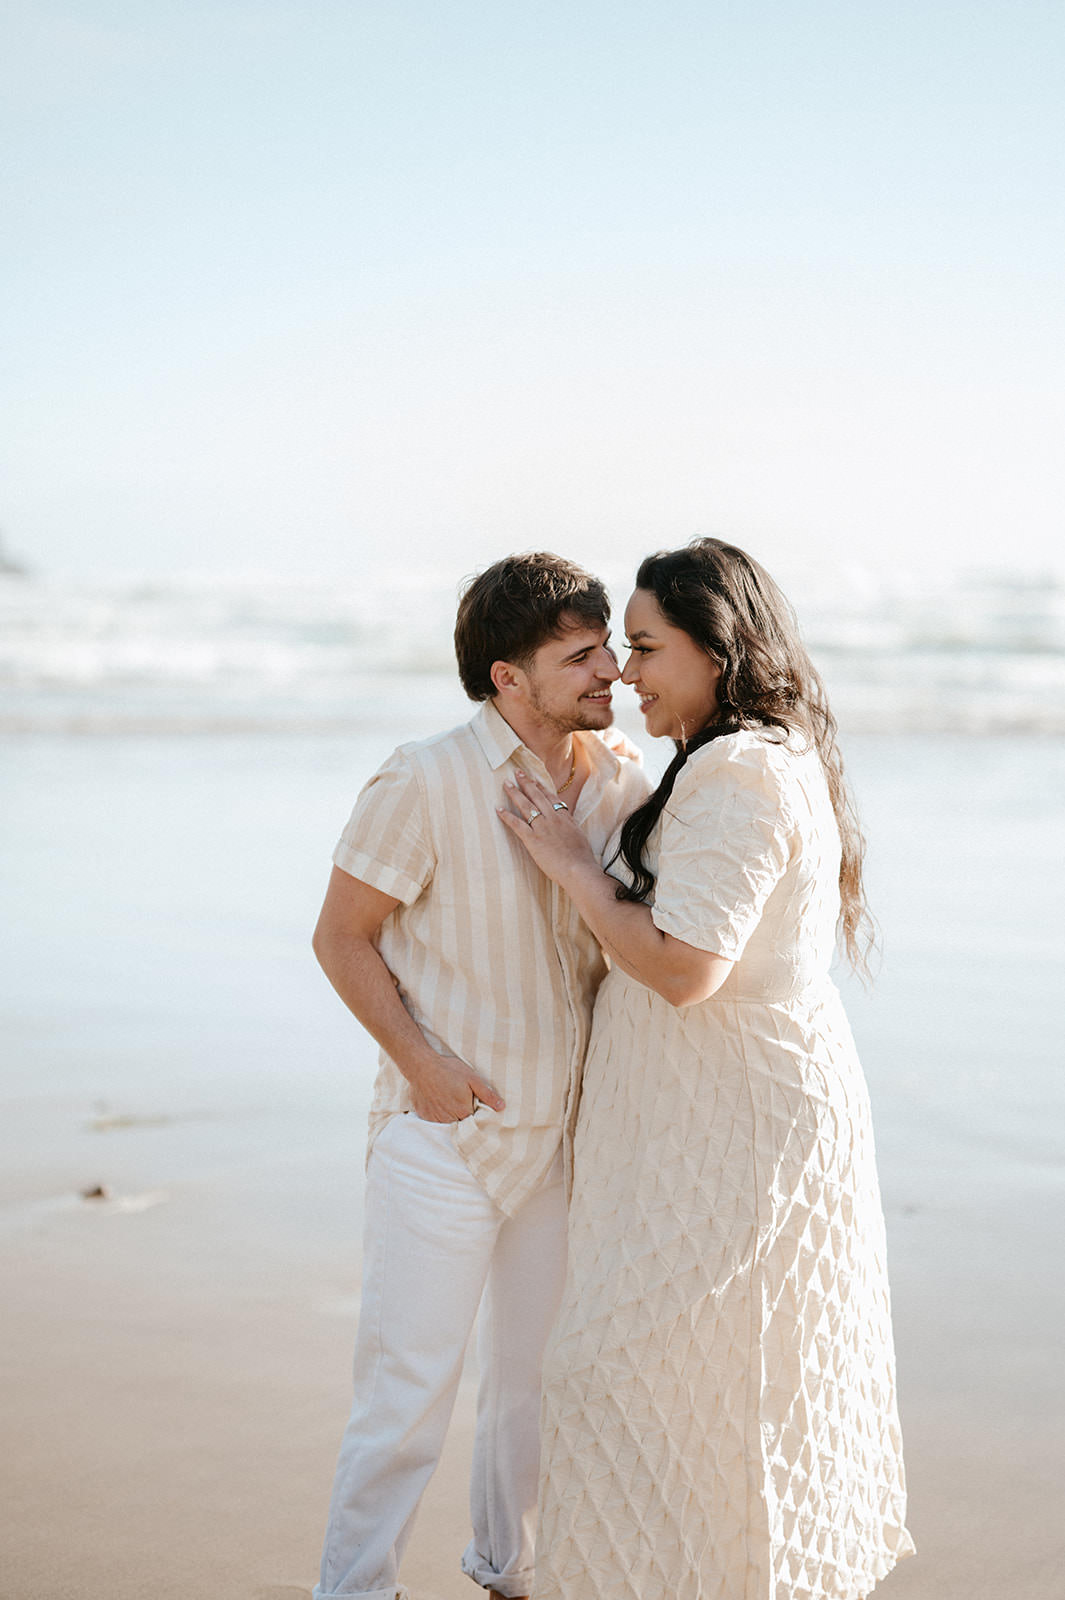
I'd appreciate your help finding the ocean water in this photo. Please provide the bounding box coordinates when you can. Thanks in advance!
[2,562,1064,735]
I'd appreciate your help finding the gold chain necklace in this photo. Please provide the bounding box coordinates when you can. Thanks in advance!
[555,746,578,794]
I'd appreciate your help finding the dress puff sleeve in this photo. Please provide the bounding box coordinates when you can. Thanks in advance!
[650,732,795,961]
[332,747,435,906]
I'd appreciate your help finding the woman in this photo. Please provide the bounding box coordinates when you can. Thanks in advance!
[498,539,914,1600]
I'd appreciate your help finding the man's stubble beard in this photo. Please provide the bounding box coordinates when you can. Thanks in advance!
[527,681,613,738]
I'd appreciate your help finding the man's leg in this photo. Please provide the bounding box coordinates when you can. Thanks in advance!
[315,1115,501,1600]
[462,1153,568,1600]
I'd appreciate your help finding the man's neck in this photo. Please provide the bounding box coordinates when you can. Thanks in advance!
[490,699,579,783]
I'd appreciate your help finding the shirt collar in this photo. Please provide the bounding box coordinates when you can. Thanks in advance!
[470,697,625,776]
[471,699,526,770]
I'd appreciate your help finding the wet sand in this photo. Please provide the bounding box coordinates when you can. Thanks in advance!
[2,1112,1063,1600]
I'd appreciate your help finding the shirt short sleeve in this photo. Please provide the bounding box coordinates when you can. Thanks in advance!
[650,734,794,961]
[599,723,645,766]
[332,747,435,906]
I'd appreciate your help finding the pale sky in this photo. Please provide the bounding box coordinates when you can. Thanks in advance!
[2,0,1063,580]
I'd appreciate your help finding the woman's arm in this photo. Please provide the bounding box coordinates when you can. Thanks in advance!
[498,772,732,1007]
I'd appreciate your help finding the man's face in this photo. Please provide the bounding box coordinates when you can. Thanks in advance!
[519,615,620,734]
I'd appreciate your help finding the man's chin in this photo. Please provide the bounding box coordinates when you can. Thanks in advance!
[574,702,614,730]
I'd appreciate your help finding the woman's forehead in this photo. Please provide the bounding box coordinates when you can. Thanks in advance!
[623,588,664,635]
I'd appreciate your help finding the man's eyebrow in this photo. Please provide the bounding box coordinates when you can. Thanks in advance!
[559,632,610,663]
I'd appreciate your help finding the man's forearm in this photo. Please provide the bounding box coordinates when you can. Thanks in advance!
[315,929,505,1119]
[315,932,438,1082]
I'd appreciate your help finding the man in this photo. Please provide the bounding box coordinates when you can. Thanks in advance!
[311,553,649,1600]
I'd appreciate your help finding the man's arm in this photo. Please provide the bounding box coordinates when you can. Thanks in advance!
[312,866,505,1123]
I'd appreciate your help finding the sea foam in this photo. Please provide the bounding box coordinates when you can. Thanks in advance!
[1,565,1062,735]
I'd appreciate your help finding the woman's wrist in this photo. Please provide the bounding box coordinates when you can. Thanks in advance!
[563,856,615,912]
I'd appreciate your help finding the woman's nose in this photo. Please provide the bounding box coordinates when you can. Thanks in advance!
[620,654,639,684]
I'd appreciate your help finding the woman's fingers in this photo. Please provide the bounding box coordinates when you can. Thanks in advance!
[513,768,553,803]
[498,782,592,886]
[501,779,543,825]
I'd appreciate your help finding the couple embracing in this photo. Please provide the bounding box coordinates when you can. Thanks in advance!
[310,542,914,1600]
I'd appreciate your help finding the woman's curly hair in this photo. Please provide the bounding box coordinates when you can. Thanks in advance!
[615,538,873,975]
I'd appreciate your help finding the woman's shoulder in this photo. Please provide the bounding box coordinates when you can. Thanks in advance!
[667,727,805,816]
[680,726,796,779]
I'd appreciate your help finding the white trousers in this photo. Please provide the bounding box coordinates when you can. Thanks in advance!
[314,1113,567,1600]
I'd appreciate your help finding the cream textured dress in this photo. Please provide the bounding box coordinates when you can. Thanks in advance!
[535,732,914,1600]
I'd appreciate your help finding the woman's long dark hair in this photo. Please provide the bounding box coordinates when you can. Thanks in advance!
[615,538,873,974]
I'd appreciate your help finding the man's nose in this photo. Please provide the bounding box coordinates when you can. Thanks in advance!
[596,646,621,680]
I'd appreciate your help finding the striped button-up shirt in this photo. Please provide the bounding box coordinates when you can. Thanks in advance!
[332,699,650,1214]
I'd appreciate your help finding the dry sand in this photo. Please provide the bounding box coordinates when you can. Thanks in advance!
[2,1128,1062,1600]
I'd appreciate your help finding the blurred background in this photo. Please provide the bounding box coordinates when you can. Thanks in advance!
[2,4,1063,1598]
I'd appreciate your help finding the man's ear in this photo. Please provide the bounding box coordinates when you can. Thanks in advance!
[489,659,525,698]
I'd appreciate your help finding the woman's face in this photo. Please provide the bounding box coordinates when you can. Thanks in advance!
[621,588,722,740]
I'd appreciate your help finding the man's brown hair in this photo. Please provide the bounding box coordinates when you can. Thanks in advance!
[454,552,610,701]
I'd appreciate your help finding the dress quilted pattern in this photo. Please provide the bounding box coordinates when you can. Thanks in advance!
[535,733,914,1600]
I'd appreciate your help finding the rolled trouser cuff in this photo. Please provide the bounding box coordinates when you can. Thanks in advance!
[461,1543,534,1596]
